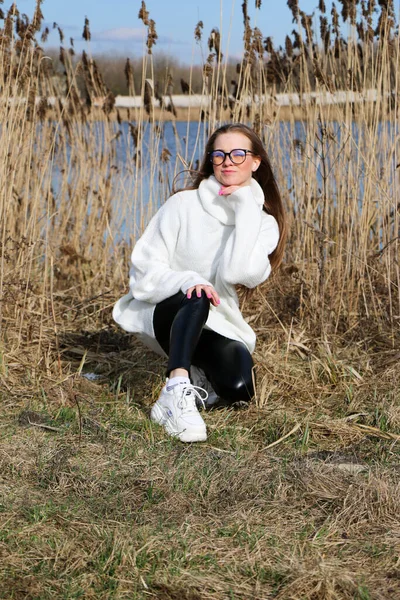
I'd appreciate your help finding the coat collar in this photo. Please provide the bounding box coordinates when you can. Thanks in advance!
[197,175,264,225]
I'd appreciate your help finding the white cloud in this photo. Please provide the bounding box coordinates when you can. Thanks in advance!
[94,27,145,42]
[93,27,182,47]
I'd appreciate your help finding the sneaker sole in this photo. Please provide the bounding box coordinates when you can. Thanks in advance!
[150,404,207,443]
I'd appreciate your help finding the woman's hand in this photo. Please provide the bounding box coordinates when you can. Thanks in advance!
[186,284,220,307]
[218,185,242,196]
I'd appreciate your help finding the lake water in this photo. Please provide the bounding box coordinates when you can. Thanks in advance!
[107,119,309,240]
[51,118,397,244]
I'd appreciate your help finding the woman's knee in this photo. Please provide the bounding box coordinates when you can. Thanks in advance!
[183,289,210,307]
[216,373,255,404]
[181,290,210,319]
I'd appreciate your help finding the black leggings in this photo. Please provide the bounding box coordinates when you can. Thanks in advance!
[153,291,254,404]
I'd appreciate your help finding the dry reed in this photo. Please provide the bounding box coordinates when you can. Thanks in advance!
[0,0,398,403]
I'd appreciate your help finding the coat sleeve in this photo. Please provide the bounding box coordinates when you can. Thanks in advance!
[217,186,280,288]
[129,194,212,304]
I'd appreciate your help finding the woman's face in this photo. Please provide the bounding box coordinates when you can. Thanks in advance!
[211,132,261,189]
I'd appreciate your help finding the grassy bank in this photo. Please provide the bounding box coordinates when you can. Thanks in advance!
[1,0,399,598]
[1,305,400,599]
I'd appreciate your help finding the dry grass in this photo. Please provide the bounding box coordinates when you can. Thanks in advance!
[1,1,400,598]
[1,284,399,599]
[1,348,399,599]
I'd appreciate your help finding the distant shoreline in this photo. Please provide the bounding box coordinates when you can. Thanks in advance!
[105,89,382,122]
[26,89,383,122]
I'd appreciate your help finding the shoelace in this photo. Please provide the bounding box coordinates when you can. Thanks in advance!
[177,384,208,411]
[191,367,218,399]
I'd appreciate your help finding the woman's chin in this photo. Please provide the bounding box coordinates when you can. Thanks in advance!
[221,179,249,189]
[218,175,241,186]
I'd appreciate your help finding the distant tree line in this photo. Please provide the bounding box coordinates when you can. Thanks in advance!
[45,49,239,97]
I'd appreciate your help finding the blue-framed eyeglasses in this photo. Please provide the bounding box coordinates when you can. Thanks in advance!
[209,148,255,166]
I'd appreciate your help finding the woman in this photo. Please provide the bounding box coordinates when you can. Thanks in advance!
[113,123,286,443]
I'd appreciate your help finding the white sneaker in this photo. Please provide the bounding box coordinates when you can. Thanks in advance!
[190,366,219,407]
[150,382,208,442]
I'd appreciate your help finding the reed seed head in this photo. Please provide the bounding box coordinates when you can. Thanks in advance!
[15,12,26,35]
[331,4,340,35]
[32,0,44,32]
[138,1,149,26]
[124,58,135,95]
[253,112,261,135]
[146,18,158,54]
[320,16,331,52]
[242,0,249,27]
[103,91,115,116]
[208,27,223,61]
[285,35,293,57]
[300,11,314,46]
[41,26,49,43]
[26,84,36,122]
[92,59,108,95]
[143,79,153,115]
[340,0,358,26]
[243,23,252,53]
[161,148,172,163]
[367,0,376,16]
[82,17,90,41]
[129,123,138,146]
[194,20,203,42]
[291,29,302,50]
[252,27,264,56]
[203,58,213,85]
[4,6,17,38]
[264,36,274,54]
[357,20,365,41]
[378,0,394,13]
[180,78,190,94]
[287,0,299,21]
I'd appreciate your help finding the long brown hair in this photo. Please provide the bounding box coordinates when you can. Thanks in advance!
[180,123,287,270]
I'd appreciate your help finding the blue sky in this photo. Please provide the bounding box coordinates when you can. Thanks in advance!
[4,0,342,61]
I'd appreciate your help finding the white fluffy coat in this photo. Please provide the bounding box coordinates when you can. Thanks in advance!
[113,175,279,354]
